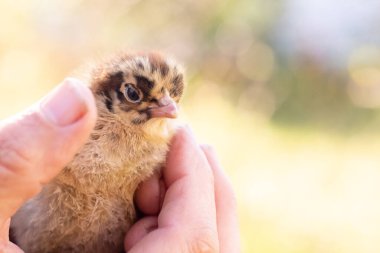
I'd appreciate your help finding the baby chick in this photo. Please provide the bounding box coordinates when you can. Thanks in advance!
[10,52,185,253]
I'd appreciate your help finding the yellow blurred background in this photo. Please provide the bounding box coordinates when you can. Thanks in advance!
[2,0,380,252]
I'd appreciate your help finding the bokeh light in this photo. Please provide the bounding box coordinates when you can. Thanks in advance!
[348,45,380,108]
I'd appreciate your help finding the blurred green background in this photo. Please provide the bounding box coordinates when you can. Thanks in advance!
[2,0,380,252]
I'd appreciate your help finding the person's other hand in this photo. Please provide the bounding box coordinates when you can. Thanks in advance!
[128,127,240,253]
[0,78,97,252]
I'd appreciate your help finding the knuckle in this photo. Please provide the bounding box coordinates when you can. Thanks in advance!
[0,136,34,174]
[0,111,58,175]
[188,228,219,253]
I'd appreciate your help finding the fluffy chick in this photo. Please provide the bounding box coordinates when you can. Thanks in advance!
[11,52,185,253]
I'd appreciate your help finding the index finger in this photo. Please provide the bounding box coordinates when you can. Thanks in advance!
[127,127,220,253]
[160,127,217,230]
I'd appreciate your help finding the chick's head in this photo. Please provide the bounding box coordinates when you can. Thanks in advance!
[90,52,185,126]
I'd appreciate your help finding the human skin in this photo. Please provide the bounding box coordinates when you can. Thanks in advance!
[127,130,241,253]
[0,78,240,253]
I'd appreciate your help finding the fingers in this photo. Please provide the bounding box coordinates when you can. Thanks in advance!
[126,127,219,253]
[0,218,10,242]
[201,145,241,253]
[0,241,24,253]
[0,218,23,252]
[124,217,158,251]
[160,128,217,234]
[134,172,165,215]
[0,78,97,221]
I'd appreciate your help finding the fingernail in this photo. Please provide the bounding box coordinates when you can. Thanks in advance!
[40,78,93,126]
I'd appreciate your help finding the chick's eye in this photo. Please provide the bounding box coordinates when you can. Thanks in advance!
[125,84,141,103]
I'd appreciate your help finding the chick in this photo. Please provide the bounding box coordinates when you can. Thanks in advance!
[10,52,185,253]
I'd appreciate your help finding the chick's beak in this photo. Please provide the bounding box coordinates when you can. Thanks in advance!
[148,94,178,119]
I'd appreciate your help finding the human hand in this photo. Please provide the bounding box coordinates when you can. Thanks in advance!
[0,78,97,252]
[0,79,239,253]
[126,127,240,253]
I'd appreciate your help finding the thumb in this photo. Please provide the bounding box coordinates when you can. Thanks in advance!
[0,78,96,221]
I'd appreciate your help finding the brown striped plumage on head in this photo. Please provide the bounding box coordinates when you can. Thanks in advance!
[91,52,184,125]
[11,52,186,253]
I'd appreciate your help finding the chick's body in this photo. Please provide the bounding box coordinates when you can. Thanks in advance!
[11,52,185,253]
